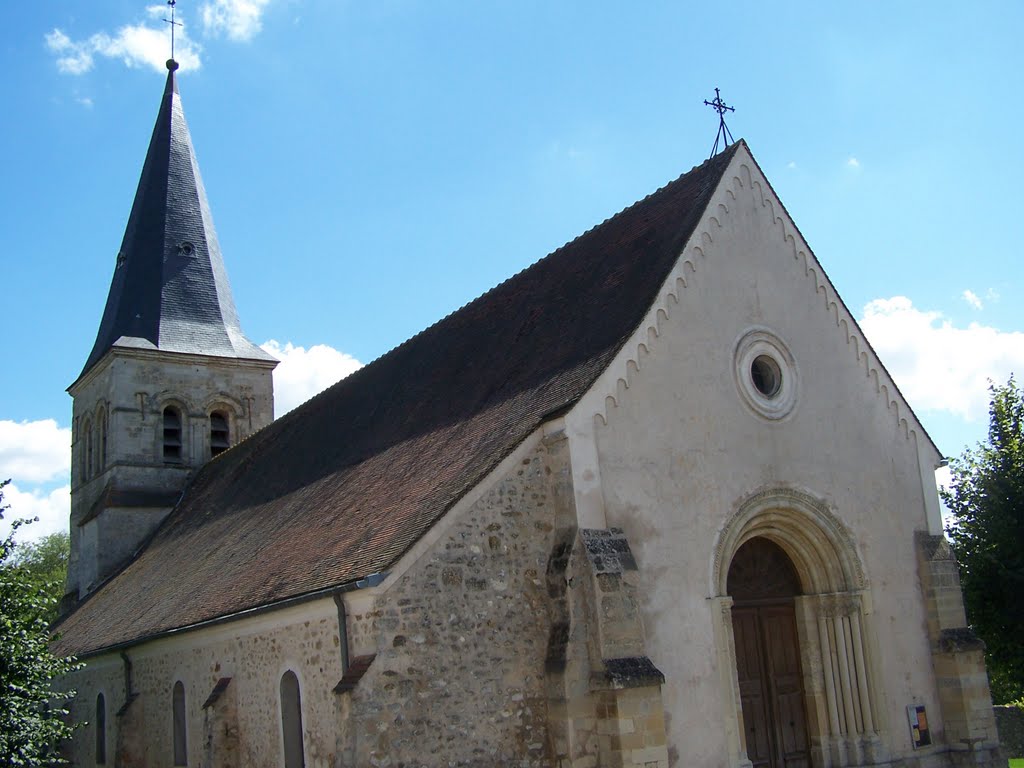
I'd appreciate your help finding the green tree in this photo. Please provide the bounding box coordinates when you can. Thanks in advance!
[0,479,79,765]
[943,378,1024,704]
[11,531,69,625]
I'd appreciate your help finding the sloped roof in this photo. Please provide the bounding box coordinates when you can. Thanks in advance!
[54,142,742,657]
[76,64,273,383]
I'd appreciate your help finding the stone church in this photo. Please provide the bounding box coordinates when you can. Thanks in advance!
[54,60,1003,768]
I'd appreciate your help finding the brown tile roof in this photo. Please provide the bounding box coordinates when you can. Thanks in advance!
[53,143,742,657]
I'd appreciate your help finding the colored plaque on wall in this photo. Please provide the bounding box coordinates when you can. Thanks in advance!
[907,704,932,749]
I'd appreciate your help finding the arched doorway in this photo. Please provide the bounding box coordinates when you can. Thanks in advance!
[712,489,884,768]
[728,538,810,768]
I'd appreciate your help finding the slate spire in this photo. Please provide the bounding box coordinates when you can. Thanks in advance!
[78,61,273,379]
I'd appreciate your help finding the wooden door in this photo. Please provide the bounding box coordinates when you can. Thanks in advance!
[729,538,810,768]
[734,607,772,767]
[732,603,810,768]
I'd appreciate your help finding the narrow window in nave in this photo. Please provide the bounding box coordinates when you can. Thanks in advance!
[173,680,187,765]
[96,692,107,765]
[280,670,305,768]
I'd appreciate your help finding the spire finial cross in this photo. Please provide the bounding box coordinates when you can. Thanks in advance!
[164,0,182,67]
[703,87,736,159]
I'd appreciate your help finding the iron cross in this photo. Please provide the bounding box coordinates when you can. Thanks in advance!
[164,0,183,62]
[704,87,736,159]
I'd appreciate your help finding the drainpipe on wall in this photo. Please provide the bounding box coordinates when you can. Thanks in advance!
[332,592,350,673]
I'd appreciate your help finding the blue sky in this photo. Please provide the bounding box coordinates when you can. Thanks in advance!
[2,1,1023,539]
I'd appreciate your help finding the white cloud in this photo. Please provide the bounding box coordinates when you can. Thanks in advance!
[0,420,72,542]
[846,157,861,169]
[962,290,983,310]
[786,161,797,170]
[858,296,1024,421]
[934,465,954,530]
[45,22,201,75]
[261,341,363,417]
[0,420,71,484]
[201,0,272,41]
[45,29,94,74]
[0,482,69,544]
[45,0,271,76]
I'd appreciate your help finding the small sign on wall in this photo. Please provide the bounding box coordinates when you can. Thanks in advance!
[907,704,932,749]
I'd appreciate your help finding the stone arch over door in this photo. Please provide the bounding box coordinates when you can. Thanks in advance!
[710,489,887,768]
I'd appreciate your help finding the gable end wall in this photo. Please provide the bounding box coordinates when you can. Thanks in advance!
[572,149,958,766]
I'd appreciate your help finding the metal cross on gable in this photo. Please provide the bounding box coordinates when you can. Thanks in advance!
[704,87,736,159]
[164,0,182,64]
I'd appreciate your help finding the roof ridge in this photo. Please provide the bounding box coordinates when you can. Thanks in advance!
[268,144,743,428]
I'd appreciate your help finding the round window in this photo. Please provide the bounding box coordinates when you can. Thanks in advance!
[733,329,799,420]
[750,355,782,398]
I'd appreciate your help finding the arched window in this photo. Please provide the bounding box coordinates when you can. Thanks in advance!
[210,411,230,457]
[77,420,85,481]
[163,407,182,461]
[96,692,107,765]
[173,680,187,765]
[98,408,108,471]
[280,671,305,768]
[83,419,94,481]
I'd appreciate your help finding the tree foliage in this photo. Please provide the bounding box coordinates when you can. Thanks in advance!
[10,531,69,626]
[0,479,79,765]
[943,378,1024,704]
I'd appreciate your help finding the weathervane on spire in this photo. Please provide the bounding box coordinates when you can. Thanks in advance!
[164,0,182,70]
[704,87,735,159]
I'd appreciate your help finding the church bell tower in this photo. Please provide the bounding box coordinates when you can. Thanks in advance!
[66,60,277,604]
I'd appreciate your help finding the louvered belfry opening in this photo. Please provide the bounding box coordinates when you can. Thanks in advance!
[163,407,182,461]
[210,411,229,456]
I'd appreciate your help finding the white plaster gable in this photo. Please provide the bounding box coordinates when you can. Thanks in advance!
[564,142,945,534]
[563,143,952,765]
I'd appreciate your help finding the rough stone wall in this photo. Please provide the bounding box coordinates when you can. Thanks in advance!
[62,598,344,768]
[994,705,1024,758]
[544,527,669,768]
[62,656,123,767]
[61,432,591,768]
[340,437,569,767]
[575,530,668,768]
